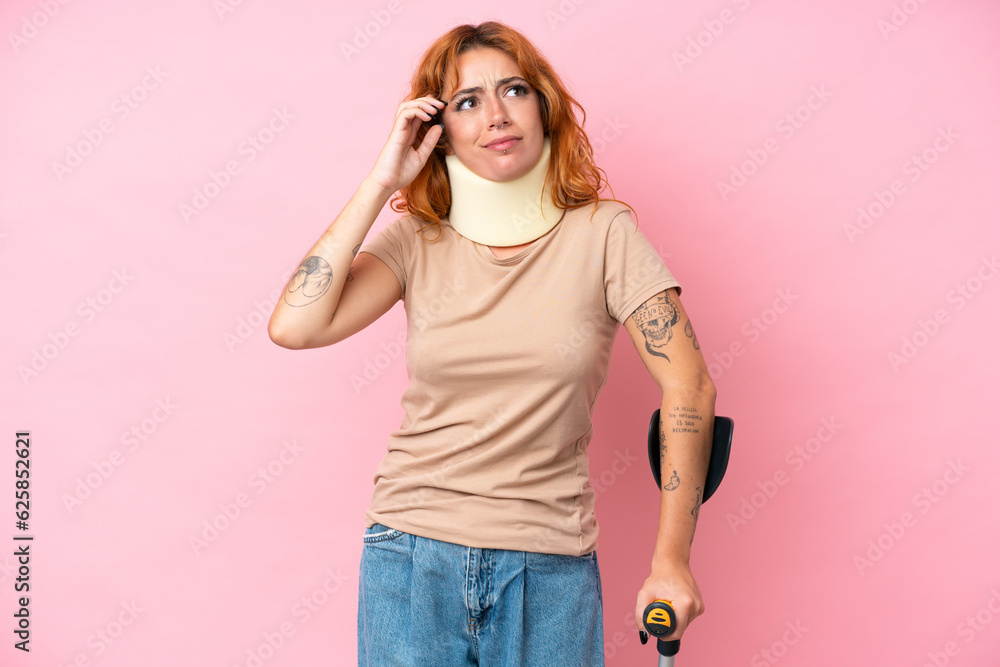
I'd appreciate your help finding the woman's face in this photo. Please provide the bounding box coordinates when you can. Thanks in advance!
[439,47,545,183]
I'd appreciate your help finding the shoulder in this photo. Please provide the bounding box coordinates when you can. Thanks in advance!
[392,213,445,240]
[564,200,639,241]
[566,199,635,226]
[368,214,438,247]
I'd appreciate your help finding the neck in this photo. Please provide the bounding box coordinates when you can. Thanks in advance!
[444,136,563,246]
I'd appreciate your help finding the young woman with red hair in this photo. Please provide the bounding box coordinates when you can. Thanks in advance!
[268,20,715,666]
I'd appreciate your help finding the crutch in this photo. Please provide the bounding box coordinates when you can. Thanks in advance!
[639,411,735,665]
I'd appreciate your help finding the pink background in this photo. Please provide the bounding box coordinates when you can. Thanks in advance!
[3,1,999,665]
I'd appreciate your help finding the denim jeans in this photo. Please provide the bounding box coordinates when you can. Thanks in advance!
[358,523,605,666]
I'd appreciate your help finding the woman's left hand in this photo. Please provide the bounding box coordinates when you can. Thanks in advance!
[634,558,705,640]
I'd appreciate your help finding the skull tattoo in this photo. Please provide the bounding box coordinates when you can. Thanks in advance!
[632,292,680,361]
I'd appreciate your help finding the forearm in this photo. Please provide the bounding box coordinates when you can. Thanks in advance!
[268,176,394,348]
[651,386,716,565]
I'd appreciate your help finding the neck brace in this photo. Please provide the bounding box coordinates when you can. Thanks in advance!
[444,135,563,246]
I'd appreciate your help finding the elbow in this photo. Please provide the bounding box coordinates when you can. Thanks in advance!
[697,371,717,401]
[658,368,717,401]
[267,318,306,350]
[267,317,340,349]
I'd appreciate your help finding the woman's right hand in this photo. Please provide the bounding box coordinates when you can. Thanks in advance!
[368,96,446,193]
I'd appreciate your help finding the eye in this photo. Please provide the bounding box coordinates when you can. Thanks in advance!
[455,84,530,111]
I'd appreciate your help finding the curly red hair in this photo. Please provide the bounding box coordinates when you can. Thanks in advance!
[390,21,638,239]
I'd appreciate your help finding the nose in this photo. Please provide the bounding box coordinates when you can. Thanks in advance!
[485,93,510,130]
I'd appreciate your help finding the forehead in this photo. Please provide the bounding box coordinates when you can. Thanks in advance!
[444,48,523,92]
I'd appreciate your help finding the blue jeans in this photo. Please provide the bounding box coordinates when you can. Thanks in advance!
[358,523,605,666]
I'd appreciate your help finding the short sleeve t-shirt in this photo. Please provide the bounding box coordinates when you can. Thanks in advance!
[358,199,681,556]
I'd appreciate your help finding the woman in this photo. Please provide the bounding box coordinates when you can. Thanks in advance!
[268,21,716,666]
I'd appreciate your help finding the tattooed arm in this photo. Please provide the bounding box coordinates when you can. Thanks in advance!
[624,287,716,641]
[268,176,399,349]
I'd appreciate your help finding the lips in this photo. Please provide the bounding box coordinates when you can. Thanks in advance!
[485,135,520,150]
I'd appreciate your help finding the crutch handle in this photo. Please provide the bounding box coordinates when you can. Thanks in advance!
[642,600,680,664]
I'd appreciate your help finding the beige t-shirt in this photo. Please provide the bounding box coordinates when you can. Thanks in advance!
[359,199,681,556]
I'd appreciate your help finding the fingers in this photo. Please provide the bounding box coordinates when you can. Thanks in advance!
[634,593,705,640]
[670,597,705,638]
[387,97,445,151]
[373,96,445,191]
[403,97,446,151]
[413,123,443,161]
[396,96,445,124]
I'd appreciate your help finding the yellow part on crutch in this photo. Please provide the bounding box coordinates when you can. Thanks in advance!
[641,599,680,667]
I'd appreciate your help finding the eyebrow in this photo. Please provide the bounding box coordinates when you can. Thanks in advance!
[447,76,530,103]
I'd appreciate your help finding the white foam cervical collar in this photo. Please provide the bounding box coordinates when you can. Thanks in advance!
[444,135,563,246]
